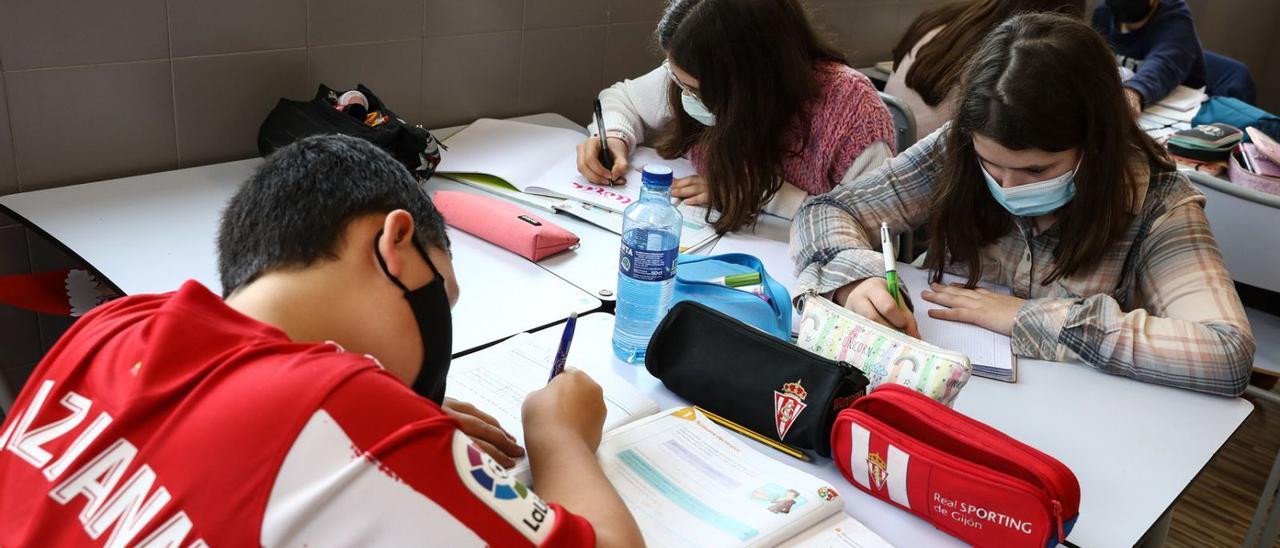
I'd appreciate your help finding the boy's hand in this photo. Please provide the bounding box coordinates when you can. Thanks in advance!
[522,369,607,452]
[443,398,524,467]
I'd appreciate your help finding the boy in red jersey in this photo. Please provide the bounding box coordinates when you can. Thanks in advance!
[0,135,642,547]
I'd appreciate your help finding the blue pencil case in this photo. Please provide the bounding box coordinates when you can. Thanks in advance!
[671,253,791,339]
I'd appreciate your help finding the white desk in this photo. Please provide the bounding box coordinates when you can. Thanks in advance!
[545,311,1253,548]
[429,115,628,301]
[0,115,601,355]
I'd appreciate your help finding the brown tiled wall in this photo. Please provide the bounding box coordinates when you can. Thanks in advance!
[1,0,1278,394]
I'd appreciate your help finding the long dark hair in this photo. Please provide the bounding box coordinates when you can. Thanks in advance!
[923,13,1173,286]
[654,0,845,233]
[892,0,1084,108]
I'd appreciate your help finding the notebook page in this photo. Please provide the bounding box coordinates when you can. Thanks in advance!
[436,118,587,192]
[538,146,720,250]
[446,333,660,447]
[897,265,1013,372]
[528,146,697,212]
[599,407,843,548]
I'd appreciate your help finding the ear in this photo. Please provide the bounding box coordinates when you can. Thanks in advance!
[376,210,417,279]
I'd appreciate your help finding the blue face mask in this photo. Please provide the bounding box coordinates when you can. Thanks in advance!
[681,93,716,126]
[980,158,1079,217]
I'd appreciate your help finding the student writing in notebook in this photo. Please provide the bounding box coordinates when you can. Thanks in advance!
[0,136,642,546]
[577,0,895,231]
[1092,0,1209,114]
[887,0,1084,141]
[791,14,1254,397]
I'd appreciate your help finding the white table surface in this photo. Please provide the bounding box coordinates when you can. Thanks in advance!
[0,114,601,355]
[431,115,629,301]
[539,311,1253,548]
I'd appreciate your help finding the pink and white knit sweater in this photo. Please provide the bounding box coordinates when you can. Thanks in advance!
[689,62,897,195]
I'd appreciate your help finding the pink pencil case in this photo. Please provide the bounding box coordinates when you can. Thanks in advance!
[433,191,579,261]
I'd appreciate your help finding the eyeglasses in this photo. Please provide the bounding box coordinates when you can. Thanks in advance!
[663,61,702,102]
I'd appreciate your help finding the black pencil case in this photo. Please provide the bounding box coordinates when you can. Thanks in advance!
[644,301,870,457]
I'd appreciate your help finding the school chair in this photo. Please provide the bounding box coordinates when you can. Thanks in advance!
[1205,50,1257,105]
[878,91,918,153]
[1186,171,1280,294]
[1245,445,1280,547]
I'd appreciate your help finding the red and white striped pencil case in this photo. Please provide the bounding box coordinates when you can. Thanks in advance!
[832,384,1080,547]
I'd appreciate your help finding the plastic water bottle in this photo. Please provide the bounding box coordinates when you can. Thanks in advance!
[612,165,683,364]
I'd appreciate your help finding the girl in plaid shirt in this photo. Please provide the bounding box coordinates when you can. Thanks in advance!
[792,13,1253,397]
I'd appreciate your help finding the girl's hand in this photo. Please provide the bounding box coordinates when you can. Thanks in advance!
[833,278,921,338]
[921,283,1025,336]
[672,175,710,206]
[576,136,630,185]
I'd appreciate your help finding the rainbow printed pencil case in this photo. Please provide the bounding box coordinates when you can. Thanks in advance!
[796,291,972,407]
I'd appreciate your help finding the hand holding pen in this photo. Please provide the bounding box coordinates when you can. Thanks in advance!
[575,99,630,186]
[548,313,578,383]
[831,223,920,337]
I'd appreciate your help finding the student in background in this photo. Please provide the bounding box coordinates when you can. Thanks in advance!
[1092,0,1207,114]
[792,14,1254,397]
[887,0,1085,141]
[577,0,895,231]
[0,136,643,547]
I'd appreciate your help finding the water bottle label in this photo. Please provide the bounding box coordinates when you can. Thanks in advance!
[619,242,678,282]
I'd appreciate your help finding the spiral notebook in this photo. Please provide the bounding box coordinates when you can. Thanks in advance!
[436,118,719,252]
[898,265,1018,382]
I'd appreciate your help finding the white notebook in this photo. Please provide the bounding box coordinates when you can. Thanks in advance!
[897,264,1018,382]
[445,332,661,483]
[436,118,719,252]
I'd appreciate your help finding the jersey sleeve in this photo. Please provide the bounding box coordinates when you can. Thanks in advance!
[259,367,596,547]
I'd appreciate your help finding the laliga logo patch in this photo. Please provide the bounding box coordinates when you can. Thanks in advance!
[774,380,809,441]
[462,442,529,500]
[867,452,889,491]
[817,486,839,501]
[452,432,554,543]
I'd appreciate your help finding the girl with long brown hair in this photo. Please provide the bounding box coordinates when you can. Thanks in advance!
[575,0,895,233]
[792,13,1254,397]
[887,0,1085,140]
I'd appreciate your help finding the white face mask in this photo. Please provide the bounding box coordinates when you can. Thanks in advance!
[665,60,715,126]
[979,158,1080,217]
[680,93,716,126]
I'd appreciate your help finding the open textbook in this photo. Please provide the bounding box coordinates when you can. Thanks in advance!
[897,264,1017,382]
[446,333,893,547]
[445,332,661,483]
[436,118,719,252]
[596,407,890,547]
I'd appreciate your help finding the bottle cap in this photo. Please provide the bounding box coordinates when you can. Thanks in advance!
[641,165,674,187]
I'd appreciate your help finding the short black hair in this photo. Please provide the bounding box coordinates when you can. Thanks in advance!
[217,134,448,296]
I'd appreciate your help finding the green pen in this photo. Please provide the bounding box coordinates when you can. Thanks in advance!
[880,222,905,310]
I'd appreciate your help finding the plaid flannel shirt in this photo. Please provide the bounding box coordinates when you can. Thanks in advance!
[791,128,1255,397]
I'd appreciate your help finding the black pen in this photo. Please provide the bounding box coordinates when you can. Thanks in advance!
[593,98,616,184]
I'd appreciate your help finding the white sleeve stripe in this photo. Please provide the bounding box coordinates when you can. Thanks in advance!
[261,410,484,547]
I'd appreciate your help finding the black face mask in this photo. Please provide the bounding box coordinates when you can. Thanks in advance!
[1106,0,1155,24]
[374,232,453,403]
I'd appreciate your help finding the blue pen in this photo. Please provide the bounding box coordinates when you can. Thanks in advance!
[548,313,578,383]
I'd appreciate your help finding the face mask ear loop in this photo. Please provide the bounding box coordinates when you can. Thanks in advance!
[373,229,411,293]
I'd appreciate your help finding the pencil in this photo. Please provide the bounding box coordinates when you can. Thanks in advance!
[695,406,813,463]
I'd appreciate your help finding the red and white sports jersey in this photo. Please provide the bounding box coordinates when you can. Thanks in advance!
[0,281,594,547]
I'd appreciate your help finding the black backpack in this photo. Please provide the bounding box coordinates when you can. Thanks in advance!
[257,84,443,179]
